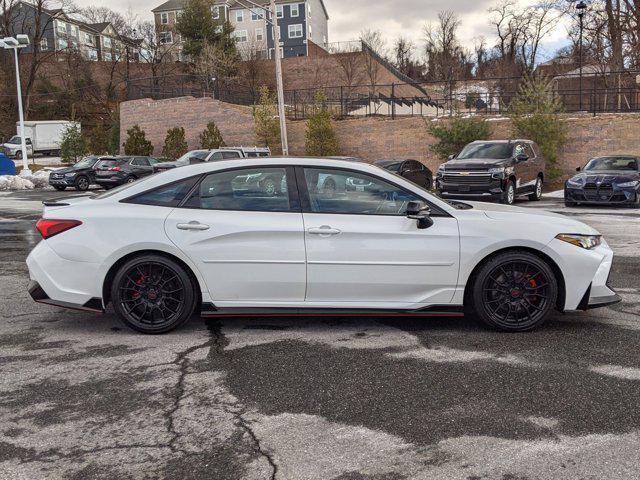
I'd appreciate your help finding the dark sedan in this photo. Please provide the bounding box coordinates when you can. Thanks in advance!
[94,156,158,189]
[565,155,640,208]
[375,159,434,190]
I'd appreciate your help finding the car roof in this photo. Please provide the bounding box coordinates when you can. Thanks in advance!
[469,139,533,144]
[374,159,409,166]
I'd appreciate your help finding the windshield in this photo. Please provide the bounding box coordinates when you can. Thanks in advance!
[384,163,401,172]
[75,156,98,169]
[456,143,513,160]
[176,150,209,166]
[7,136,21,145]
[584,157,639,172]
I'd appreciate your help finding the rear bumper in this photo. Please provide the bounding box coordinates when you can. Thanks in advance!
[26,240,104,310]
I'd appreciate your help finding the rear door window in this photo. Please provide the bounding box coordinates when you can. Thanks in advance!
[222,151,242,159]
[123,176,200,207]
[96,159,118,170]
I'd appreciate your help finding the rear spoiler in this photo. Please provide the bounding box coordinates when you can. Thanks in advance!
[42,194,94,207]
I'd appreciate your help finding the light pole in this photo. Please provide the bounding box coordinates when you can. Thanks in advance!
[575,1,587,111]
[234,0,289,155]
[1,34,31,176]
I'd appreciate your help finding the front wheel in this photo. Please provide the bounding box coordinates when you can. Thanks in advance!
[469,251,558,332]
[528,177,543,201]
[501,181,515,205]
[126,176,137,184]
[111,254,197,334]
[75,176,90,191]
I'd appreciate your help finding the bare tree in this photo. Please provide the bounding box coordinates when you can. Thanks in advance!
[423,11,472,81]
[359,29,386,93]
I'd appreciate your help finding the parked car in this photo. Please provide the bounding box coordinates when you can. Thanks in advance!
[154,147,271,173]
[28,157,618,335]
[375,159,433,190]
[1,121,78,158]
[565,155,640,208]
[435,140,545,205]
[94,156,158,189]
[48,155,106,191]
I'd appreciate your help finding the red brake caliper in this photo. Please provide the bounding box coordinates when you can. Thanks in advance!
[132,275,145,299]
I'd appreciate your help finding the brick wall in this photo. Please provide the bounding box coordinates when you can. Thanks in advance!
[120,97,259,155]
[120,96,640,183]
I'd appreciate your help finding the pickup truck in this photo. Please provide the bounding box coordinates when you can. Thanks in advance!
[435,139,546,205]
[154,147,271,173]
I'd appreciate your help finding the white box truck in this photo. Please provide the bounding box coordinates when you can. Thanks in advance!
[1,121,79,159]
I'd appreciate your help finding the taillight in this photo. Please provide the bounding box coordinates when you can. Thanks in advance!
[36,219,82,239]
[109,166,121,171]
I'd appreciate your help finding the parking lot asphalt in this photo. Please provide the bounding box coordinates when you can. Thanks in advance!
[1,189,639,480]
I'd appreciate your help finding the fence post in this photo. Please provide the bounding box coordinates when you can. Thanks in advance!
[391,83,396,119]
[293,90,297,120]
[340,86,344,118]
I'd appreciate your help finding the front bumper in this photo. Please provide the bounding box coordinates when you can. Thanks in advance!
[565,186,639,205]
[436,176,506,200]
[48,176,77,186]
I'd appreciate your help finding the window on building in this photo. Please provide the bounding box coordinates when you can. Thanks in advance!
[289,24,303,39]
[103,52,112,61]
[159,31,173,44]
[58,38,68,49]
[236,9,244,22]
[251,9,262,21]
[276,5,283,18]
[212,6,220,19]
[233,29,248,43]
[255,28,264,41]
[308,25,312,38]
[103,36,112,48]
[40,37,48,51]
[290,4,299,17]
[56,21,66,34]
[88,49,98,61]
[160,12,169,24]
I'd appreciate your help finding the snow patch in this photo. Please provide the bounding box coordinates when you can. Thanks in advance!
[0,170,51,190]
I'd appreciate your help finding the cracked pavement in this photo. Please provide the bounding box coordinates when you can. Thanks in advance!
[1,190,639,479]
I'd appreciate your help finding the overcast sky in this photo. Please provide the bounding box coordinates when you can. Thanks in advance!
[71,0,570,62]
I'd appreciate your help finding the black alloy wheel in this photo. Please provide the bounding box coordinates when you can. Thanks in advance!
[111,255,197,334]
[471,251,558,332]
[75,175,90,191]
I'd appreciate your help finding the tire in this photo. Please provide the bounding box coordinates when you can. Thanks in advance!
[111,254,197,334]
[126,176,137,184]
[528,176,543,201]
[469,251,558,332]
[75,175,90,191]
[15,151,23,160]
[53,186,66,191]
[501,181,515,205]
[262,177,277,196]
[425,176,434,190]
[323,179,337,196]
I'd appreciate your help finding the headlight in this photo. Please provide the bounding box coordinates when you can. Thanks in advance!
[617,180,639,188]
[566,177,585,188]
[65,172,76,178]
[556,233,602,250]
[488,167,504,174]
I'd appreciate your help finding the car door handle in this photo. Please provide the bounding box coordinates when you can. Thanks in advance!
[177,221,210,231]
[308,226,341,236]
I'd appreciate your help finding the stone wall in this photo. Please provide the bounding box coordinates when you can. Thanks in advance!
[120,96,640,183]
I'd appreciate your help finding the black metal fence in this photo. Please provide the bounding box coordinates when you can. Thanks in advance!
[125,69,640,120]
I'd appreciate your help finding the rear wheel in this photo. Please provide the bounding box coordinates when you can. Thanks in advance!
[75,175,90,191]
[126,176,137,184]
[111,254,197,334]
[469,251,558,332]
[528,177,543,201]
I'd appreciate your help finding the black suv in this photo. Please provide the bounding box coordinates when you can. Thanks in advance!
[48,156,105,191]
[94,156,158,189]
[435,140,545,205]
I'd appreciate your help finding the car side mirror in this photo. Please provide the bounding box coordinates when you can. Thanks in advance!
[516,154,529,163]
[448,154,456,160]
[406,201,434,229]
[576,166,581,172]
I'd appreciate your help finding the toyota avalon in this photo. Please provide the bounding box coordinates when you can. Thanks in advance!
[27,158,619,334]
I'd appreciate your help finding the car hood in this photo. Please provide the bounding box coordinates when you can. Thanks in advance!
[570,171,640,183]
[462,201,599,235]
[51,166,83,174]
[443,158,512,171]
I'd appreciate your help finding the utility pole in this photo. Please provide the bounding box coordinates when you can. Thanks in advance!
[576,1,587,111]
[270,0,289,155]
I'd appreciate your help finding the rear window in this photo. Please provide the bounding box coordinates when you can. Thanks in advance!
[122,176,200,207]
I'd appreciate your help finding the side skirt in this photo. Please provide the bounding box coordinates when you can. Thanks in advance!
[200,302,464,318]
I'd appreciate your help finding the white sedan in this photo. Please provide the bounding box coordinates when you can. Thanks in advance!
[27,158,620,334]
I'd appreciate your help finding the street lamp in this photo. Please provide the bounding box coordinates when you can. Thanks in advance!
[1,34,31,176]
[575,1,588,111]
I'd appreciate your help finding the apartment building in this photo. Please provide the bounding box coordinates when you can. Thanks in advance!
[151,0,329,60]
[1,1,146,63]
